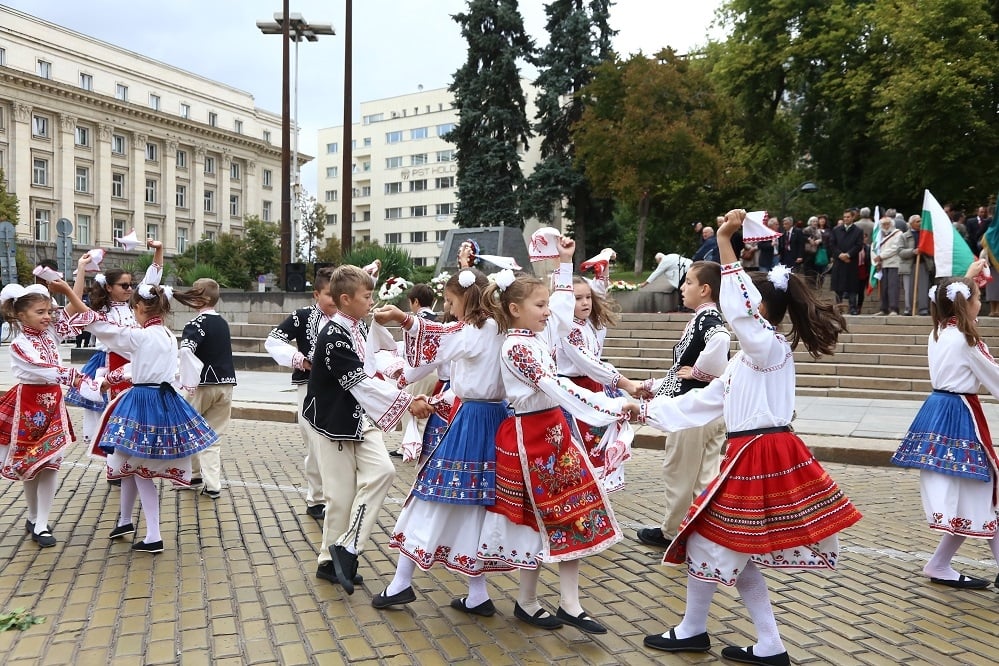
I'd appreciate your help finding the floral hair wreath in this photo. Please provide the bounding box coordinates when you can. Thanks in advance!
[945,282,971,302]
[457,270,476,289]
[767,264,792,292]
[494,269,516,292]
[94,273,107,286]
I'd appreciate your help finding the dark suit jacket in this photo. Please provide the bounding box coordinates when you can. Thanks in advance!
[779,227,806,268]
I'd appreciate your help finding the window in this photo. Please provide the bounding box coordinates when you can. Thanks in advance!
[111,172,125,198]
[79,73,93,91]
[363,137,372,147]
[113,219,127,239]
[384,182,403,195]
[410,231,427,243]
[32,115,49,138]
[326,213,338,226]
[176,227,188,253]
[411,127,428,140]
[436,149,455,162]
[34,210,50,240]
[229,194,240,217]
[363,113,383,124]
[360,185,371,197]
[149,94,160,111]
[234,119,243,134]
[0,48,5,66]
[32,158,48,186]
[262,169,272,187]
[385,232,402,244]
[411,153,428,166]
[435,176,455,189]
[263,130,271,143]
[176,150,187,168]
[410,179,427,192]
[410,206,427,218]
[37,60,52,79]
[413,257,428,267]
[180,103,191,119]
[205,231,216,242]
[362,211,371,222]
[75,166,90,193]
[145,178,158,204]
[326,142,338,154]
[112,134,126,155]
[436,203,454,216]
[386,131,403,144]
[75,126,90,147]
[385,208,402,219]
[176,184,187,208]
[230,162,241,180]
[435,230,448,242]
[204,156,215,174]
[146,223,159,241]
[262,201,272,221]
[385,156,403,169]
[208,112,218,127]
[325,190,338,202]
[75,214,91,246]
[436,123,455,136]
[116,83,128,101]
[145,142,158,162]
[325,166,338,178]
[204,189,215,213]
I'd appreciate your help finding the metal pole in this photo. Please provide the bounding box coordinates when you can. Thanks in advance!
[340,0,353,254]
[280,0,292,286]
[291,34,299,262]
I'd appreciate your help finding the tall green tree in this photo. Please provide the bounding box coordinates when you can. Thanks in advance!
[449,0,535,228]
[295,191,326,263]
[523,0,616,260]
[0,168,19,225]
[243,215,281,281]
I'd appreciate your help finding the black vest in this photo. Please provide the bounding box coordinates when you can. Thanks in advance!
[302,319,367,441]
[657,308,726,398]
[268,305,327,385]
[180,313,236,384]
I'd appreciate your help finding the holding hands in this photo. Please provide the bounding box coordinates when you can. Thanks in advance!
[373,304,407,326]
[408,396,432,419]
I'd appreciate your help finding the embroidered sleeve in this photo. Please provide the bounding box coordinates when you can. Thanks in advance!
[719,263,781,366]
[265,311,304,368]
[10,339,74,385]
[106,364,131,386]
[691,327,731,381]
[971,340,999,399]
[642,376,726,432]
[403,317,467,367]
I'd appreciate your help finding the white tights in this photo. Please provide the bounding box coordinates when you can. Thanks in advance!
[22,469,57,534]
[119,476,162,543]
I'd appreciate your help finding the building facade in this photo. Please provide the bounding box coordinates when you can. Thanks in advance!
[0,6,303,267]
[316,85,549,268]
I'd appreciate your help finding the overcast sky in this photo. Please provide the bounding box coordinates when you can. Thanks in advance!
[5,0,726,193]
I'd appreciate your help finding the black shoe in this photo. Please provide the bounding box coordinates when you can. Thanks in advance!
[636,527,672,548]
[109,523,136,539]
[201,488,221,499]
[389,449,404,458]
[513,603,563,629]
[918,310,929,316]
[555,607,607,634]
[929,574,990,589]
[189,477,203,487]
[848,308,858,315]
[108,478,122,487]
[25,520,34,534]
[316,561,363,585]
[330,544,359,595]
[720,645,790,666]
[31,529,56,548]
[131,540,164,553]
[450,597,496,617]
[371,586,417,609]
[306,504,326,520]
[644,628,711,652]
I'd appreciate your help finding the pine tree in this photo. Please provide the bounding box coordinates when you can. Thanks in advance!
[448,0,535,228]
[523,0,615,259]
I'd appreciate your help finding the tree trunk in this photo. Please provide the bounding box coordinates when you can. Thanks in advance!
[633,192,649,275]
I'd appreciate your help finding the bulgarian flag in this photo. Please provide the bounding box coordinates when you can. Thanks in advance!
[917,189,975,277]
[867,205,881,294]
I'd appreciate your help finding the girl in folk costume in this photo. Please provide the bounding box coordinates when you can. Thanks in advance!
[557,275,639,492]
[477,270,640,635]
[65,241,164,450]
[892,266,999,590]
[640,210,862,666]
[0,285,100,548]
[53,280,217,554]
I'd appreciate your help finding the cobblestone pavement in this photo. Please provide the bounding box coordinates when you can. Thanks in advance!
[1,419,998,666]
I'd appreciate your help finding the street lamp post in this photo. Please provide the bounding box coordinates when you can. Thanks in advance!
[341,0,353,254]
[780,181,819,218]
[257,6,334,287]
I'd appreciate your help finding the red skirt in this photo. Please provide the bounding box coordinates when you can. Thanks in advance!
[665,430,862,565]
[565,376,608,469]
[107,351,132,399]
[0,384,75,481]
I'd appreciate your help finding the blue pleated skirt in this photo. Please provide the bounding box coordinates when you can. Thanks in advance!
[64,351,107,410]
[892,391,993,482]
[411,400,507,505]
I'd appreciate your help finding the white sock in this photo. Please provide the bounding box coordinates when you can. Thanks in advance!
[135,477,161,543]
[465,574,489,608]
[673,575,716,639]
[32,470,57,534]
[923,533,966,579]
[22,477,38,524]
[988,534,999,567]
[119,476,138,525]
[517,567,543,615]
[558,560,583,616]
[735,562,785,657]
[386,556,416,596]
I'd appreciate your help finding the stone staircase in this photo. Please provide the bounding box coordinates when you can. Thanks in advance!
[217,310,999,403]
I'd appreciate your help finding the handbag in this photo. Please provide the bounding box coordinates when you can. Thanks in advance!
[814,246,828,267]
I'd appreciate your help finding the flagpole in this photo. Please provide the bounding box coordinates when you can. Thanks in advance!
[912,254,921,315]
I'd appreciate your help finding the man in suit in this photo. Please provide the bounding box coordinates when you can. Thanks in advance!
[779,216,806,271]
[692,226,719,263]
[829,208,865,315]
[967,205,991,252]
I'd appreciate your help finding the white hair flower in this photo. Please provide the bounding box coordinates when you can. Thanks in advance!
[494,269,516,292]
[458,270,476,289]
[137,283,157,300]
[945,282,971,302]
[927,285,937,303]
[0,283,49,305]
[161,285,174,302]
[767,264,792,292]
[94,273,107,286]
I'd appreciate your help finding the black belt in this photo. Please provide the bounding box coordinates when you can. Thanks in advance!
[726,425,792,439]
[133,381,177,410]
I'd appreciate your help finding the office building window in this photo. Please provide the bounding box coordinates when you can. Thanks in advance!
[176,150,187,168]
[234,119,243,134]
[111,172,125,198]
[363,137,372,147]
[385,208,402,219]
[262,201,272,221]
[208,111,218,127]
[435,229,448,242]
[75,166,90,193]
[326,213,338,226]
[409,179,427,192]
[362,210,371,222]
[385,232,402,244]
[79,73,93,91]
[176,184,187,209]
[176,227,188,253]
[34,210,50,240]
[411,153,428,166]
[113,218,127,239]
[385,156,403,169]
[435,176,455,189]
[149,94,161,111]
[326,166,338,178]
[31,158,48,186]
[384,182,402,195]
[410,231,427,243]
[204,156,215,174]
[325,190,338,202]
[359,185,371,197]
[386,131,403,144]
[146,223,159,241]
[411,127,428,140]
[180,103,191,119]
[37,60,52,79]
[326,142,338,154]
[75,126,90,147]
[413,257,428,267]
[32,115,49,138]
[436,123,455,136]
[410,205,427,217]
[263,130,271,143]
[436,149,455,162]
[145,178,158,204]
[145,142,158,162]
[204,189,215,213]
[112,134,126,155]
[116,83,128,101]
[75,214,91,246]
[436,203,454,216]
[229,194,239,217]
[262,169,272,187]
[0,48,6,66]
[230,162,241,180]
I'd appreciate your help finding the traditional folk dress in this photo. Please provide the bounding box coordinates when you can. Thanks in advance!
[477,326,630,567]
[74,312,218,485]
[0,318,92,481]
[892,322,999,538]
[642,261,862,585]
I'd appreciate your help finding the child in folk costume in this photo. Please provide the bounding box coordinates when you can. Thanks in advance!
[639,210,861,666]
[0,285,100,548]
[477,270,640,635]
[892,266,999,590]
[66,242,164,449]
[265,265,337,520]
[635,261,730,549]
[175,279,236,499]
[54,280,218,554]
